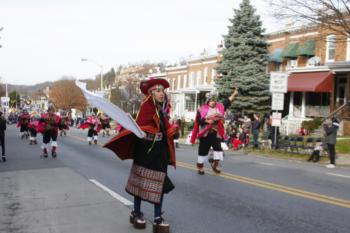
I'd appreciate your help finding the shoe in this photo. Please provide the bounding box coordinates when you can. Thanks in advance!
[130,211,146,229]
[197,163,205,175]
[88,141,92,145]
[326,164,335,168]
[94,140,98,145]
[211,160,221,174]
[153,217,170,233]
[197,170,205,175]
[52,152,57,158]
[43,149,48,158]
[2,156,6,162]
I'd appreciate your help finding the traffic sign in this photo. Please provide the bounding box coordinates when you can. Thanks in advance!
[271,112,282,127]
[270,72,288,93]
[271,93,284,111]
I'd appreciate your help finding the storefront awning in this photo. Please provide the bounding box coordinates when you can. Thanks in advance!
[268,48,284,63]
[282,43,299,58]
[296,40,315,56]
[288,71,333,92]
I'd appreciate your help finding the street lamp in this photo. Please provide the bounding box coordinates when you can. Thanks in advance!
[81,58,104,95]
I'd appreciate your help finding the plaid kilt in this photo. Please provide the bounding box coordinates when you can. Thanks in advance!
[126,164,166,204]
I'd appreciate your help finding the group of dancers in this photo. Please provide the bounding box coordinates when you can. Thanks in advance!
[16,106,70,158]
[17,106,112,157]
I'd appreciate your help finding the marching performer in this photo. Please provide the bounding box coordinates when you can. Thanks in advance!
[38,105,60,158]
[28,114,40,145]
[99,113,111,137]
[58,110,70,136]
[80,112,101,145]
[191,89,237,174]
[17,109,30,139]
[104,78,177,233]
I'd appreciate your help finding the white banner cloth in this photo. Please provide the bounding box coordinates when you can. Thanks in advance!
[75,80,145,138]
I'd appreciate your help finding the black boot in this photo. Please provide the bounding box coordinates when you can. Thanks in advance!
[43,148,48,158]
[153,217,170,233]
[130,211,146,229]
[197,163,205,175]
[2,155,6,162]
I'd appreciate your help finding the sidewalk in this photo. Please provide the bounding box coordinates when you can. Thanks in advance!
[0,167,153,233]
[178,138,350,166]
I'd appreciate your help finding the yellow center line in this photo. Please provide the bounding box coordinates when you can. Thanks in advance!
[67,134,350,209]
[176,161,350,209]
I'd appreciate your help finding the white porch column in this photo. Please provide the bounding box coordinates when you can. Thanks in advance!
[182,93,186,117]
[289,92,294,117]
[301,92,306,118]
[287,92,295,135]
[194,91,198,112]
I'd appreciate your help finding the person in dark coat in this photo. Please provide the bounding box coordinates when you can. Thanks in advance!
[0,111,6,162]
[104,77,177,233]
[324,117,339,168]
[251,113,261,148]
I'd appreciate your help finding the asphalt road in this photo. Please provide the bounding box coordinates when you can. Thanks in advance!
[2,125,350,233]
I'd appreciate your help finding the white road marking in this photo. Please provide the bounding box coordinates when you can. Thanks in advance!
[89,179,133,206]
[259,162,274,166]
[327,173,350,179]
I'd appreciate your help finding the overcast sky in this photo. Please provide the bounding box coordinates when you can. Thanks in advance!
[0,0,282,85]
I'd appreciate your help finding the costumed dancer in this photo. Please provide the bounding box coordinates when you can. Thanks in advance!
[17,109,30,139]
[190,89,237,175]
[80,111,101,145]
[58,110,70,136]
[104,78,177,233]
[28,114,40,145]
[37,105,60,158]
[99,113,111,137]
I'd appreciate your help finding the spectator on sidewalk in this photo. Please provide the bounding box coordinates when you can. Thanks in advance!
[0,111,7,162]
[251,113,261,148]
[324,117,339,168]
[307,138,324,163]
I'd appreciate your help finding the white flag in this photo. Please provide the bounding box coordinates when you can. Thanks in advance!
[75,80,145,138]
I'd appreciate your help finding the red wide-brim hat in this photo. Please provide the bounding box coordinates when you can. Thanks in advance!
[140,77,170,95]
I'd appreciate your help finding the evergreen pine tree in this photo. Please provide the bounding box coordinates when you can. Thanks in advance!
[216,0,270,114]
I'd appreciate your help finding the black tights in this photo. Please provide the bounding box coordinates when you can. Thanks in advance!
[134,195,163,218]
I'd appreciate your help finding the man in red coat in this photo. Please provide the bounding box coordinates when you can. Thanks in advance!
[17,109,30,139]
[38,105,60,158]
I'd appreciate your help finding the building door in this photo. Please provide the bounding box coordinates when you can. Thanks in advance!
[336,77,348,107]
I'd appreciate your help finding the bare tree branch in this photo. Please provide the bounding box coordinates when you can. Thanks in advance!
[265,0,350,38]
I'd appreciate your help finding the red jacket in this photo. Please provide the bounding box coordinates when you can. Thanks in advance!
[104,95,177,167]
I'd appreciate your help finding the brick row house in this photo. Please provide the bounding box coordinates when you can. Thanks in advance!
[266,25,350,135]
[165,55,218,121]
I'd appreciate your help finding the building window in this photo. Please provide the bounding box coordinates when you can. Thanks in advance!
[275,63,281,71]
[293,92,302,106]
[184,74,188,88]
[180,75,185,88]
[347,38,350,61]
[197,71,202,85]
[185,94,196,112]
[204,67,208,84]
[287,59,297,69]
[191,72,197,87]
[306,93,330,106]
[211,69,216,84]
[326,35,336,62]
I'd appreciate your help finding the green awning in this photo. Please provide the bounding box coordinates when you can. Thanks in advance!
[282,43,299,58]
[269,48,284,63]
[296,40,315,56]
